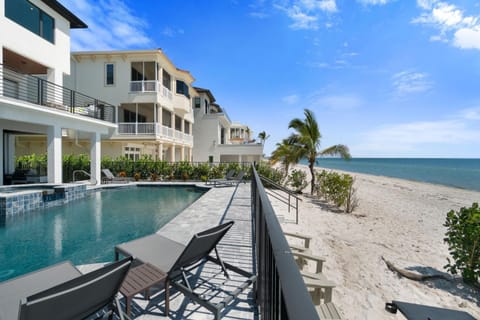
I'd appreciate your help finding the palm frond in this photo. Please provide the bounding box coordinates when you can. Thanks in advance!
[319,144,351,159]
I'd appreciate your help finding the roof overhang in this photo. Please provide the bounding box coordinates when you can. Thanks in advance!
[41,0,88,29]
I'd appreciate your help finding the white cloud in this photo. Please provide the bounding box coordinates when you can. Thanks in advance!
[355,119,480,155]
[61,0,152,51]
[392,71,433,95]
[413,1,480,51]
[283,94,300,104]
[162,27,185,38]
[273,0,337,30]
[460,107,480,120]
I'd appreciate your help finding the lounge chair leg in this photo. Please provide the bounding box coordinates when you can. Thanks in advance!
[165,278,170,316]
[215,248,230,280]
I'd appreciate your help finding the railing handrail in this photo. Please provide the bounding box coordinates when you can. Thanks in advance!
[72,169,96,185]
[252,165,320,319]
[259,174,301,224]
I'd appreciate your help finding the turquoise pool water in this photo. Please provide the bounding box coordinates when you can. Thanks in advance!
[0,185,206,281]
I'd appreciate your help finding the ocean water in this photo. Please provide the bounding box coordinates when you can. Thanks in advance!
[300,158,480,191]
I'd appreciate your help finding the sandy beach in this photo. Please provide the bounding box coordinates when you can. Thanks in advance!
[270,164,480,320]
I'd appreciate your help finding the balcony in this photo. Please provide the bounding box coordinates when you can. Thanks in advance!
[0,64,116,123]
[117,122,193,145]
[129,80,160,92]
[173,93,191,115]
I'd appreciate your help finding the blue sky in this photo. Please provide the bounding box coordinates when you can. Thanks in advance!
[61,0,480,158]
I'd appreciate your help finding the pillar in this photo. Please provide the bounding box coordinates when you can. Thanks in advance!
[0,48,3,96]
[90,132,101,185]
[7,134,15,174]
[170,144,175,162]
[158,143,163,161]
[47,68,63,106]
[181,146,185,161]
[47,125,62,183]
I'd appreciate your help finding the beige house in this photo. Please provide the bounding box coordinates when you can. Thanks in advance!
[65,49,195,161]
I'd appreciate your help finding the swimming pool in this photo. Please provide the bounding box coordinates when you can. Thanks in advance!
[0,185,206,281]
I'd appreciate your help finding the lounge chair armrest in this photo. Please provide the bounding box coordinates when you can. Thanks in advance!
[292,251,326,273]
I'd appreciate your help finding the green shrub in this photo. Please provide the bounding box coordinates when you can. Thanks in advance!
[315,170,357,213]
[287,169,308,193]
[256,163,283,186]
[444,203,480,285]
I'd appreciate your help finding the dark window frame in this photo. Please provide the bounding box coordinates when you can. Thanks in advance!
[105,63,115,86]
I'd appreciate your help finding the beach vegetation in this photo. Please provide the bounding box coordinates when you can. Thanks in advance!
[287,169,308,193]
[444,203,480,285]
[270,138,300,182]
[256,162,284,186]
[315,170,357,213]
[287,109,351,194]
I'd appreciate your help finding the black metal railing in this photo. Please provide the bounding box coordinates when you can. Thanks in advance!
[259,174,302,224]
[252,165,319,319]
[0,64,115,123]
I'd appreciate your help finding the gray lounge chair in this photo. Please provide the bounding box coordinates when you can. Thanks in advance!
[213,170,246,187]
[101,169,127,184]
[115,221,256,319]
[0,257,133,320]
[206,169,235,185]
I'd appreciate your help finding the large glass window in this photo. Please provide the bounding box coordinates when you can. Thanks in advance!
[162,109,172,127]
[105,63,115,85]
[184,121,190,134]
[194,97,201,108]
[5,0,55,43]
[176,80,190,98]
[175,115,182,131]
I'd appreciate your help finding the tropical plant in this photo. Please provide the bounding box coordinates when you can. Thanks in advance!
[444,203,480,285]
[258,131,270,145]
[287,169,308,193]
[288,109,351,194]
[315,170,357,212]
[270,139,300,182]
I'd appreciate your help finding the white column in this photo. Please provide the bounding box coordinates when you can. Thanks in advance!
[47,126,62,183]
[181,146,185,161]
[0,48,3,96]
[158,143,163,161]
[0,129,3,185]
[239,154,243,164]
[90,132,101,185]
[170,144,175,162]
[47,68,63,105]
[171,112,175,132]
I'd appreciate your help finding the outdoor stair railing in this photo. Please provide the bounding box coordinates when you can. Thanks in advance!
[252,165,319,319]
[72,170,96,185]
[258,174,302,224]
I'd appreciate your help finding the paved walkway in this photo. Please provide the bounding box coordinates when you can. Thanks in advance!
[122,183,257,319]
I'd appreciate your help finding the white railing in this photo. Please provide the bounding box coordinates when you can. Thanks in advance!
[129,81,159,92]
[118,122,192,145]
[162,86,173,100]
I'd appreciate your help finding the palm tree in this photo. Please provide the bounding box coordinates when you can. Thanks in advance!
[270,139,300,181]
[288,109,351,194]
[258,131,270,145]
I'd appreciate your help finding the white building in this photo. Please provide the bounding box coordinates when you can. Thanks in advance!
[69,50,194,161]
[192,87,263,163]
[0,0,116,185]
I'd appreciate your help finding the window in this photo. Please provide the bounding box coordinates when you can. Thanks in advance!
[208,156,214,163]
[204,100,209,114]
[184,121,190,134]
[124,147,141,161]
[162,109,172,127]
[194,97,201,108]
[5,0,55,43]
[123,110,146,123]
[175,115,182,131]
[105,63,115,86]
[176,80,190,98]
[162,70,171,90]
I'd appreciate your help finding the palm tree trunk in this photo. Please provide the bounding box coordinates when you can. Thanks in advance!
[309,161,315,195]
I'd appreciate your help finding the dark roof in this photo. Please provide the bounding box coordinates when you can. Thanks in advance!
[41,0,88,29]
[193,87,216,103]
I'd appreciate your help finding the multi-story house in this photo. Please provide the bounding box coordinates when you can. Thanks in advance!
[0,0,117,184]
[192,87,263,163]
[69,50,194,162]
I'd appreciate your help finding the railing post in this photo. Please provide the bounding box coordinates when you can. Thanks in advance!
[38,78,43,105]
[296,197,299,225]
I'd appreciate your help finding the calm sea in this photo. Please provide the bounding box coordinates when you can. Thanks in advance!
[301,158,480,191]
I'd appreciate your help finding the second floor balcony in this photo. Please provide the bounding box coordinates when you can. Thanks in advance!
[0,64,116,123]
[117,122,193,145]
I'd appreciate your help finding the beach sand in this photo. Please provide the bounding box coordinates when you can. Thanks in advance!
[270,164,480,320]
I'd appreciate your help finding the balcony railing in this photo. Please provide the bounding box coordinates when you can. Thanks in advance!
[117,122,193,145]
[0,64,115,123]
[251,165,320,319]
[129,80,160,92]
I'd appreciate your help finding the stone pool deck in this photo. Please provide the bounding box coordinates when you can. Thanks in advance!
[110,182,257,319]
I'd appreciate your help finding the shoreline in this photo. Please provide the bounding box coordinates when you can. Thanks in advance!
[271,163,480,319]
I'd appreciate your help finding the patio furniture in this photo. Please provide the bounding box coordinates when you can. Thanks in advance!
[115,221,257,319]
[385,300,476,320]
[120,263,167,317]
[0,257,133,320]
[213,170,246,187]
[102,169,127,184]
[206,169,235,185]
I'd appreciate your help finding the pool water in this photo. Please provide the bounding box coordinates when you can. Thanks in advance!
[0,186,206,281]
